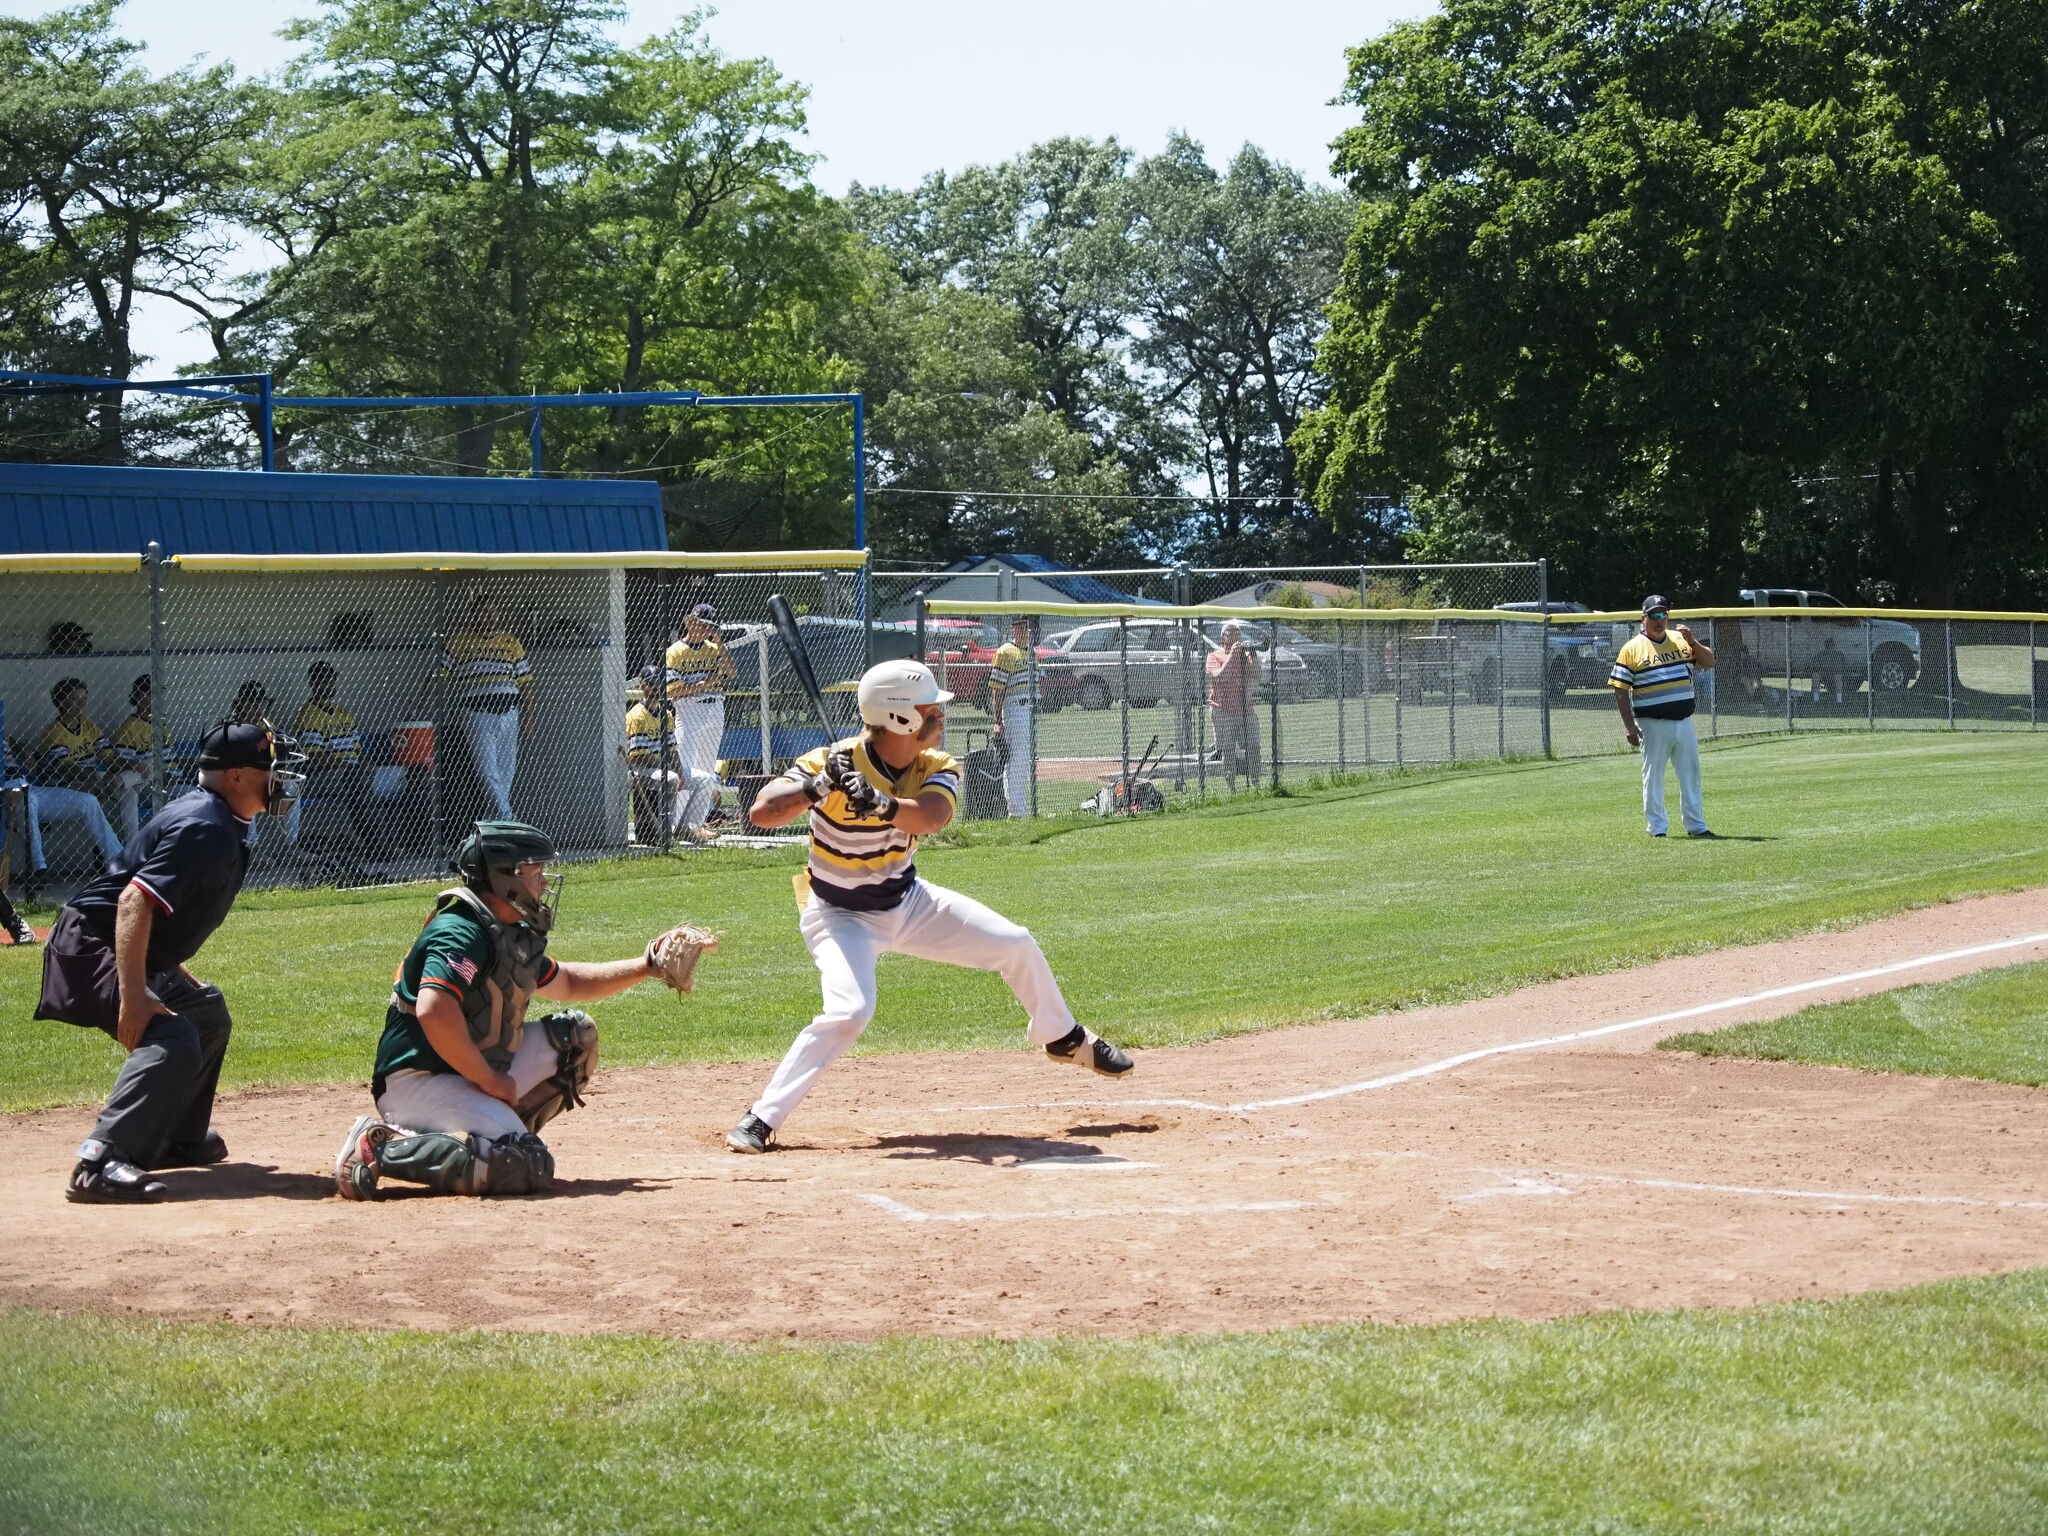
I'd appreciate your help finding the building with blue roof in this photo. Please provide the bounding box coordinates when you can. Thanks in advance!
[880,552,1161,618]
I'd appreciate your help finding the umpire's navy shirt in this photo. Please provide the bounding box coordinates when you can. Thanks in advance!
[66,788,253,972]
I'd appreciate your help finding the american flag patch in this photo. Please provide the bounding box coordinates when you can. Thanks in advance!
[449,955,478,983]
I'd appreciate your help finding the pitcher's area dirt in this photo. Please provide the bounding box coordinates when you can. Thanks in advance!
[6,890,2048,1341]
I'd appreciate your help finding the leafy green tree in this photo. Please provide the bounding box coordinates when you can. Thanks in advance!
[0,0,260,459]
[1299,0,2047,608]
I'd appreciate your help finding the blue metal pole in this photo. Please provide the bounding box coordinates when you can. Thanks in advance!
[852,392,867,550]
[259,373,275,471]
[529,399,543,477]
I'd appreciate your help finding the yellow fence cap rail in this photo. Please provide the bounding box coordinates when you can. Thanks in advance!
[0,552,145,574]
[924,599,1551,623]
[1578,606,2048,623]
[169,548,869,573]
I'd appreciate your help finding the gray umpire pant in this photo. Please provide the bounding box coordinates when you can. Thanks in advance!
[34,909,234,1167]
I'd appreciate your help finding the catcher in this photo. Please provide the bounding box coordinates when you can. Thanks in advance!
[334,820,714,1199]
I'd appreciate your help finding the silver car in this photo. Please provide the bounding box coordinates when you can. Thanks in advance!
[1043,619,1309,710]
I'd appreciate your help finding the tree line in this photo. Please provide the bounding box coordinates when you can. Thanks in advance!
[4,0,2042,604]
[0,0,1365,566]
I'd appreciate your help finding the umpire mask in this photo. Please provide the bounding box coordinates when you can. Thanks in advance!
[196,719,306,817]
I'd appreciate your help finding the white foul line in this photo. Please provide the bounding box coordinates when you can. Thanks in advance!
[896,928,2048,1120]
[859,1192,1317,1224]
[1234,929,2048,1111]
[1569,1172,2048,1212]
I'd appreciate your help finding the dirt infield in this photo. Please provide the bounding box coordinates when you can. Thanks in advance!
[5,889,2048,1341]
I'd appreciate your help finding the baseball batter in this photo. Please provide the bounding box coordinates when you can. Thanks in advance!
[726,658,1134,1153]
[986,616,1035,817]
[334,820,713,1199]
[664,603,735,845]
[1611,594,1716,837]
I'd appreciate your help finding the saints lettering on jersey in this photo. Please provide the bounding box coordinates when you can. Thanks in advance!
[780,736,961,911]
[1610,633,1698,719]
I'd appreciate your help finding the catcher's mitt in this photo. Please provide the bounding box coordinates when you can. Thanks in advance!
[645,922,719,995]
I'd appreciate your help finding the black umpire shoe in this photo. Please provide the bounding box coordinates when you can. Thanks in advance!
[726,1114,776,1154]
[67,1142,169,1204]
[4,911,34,946]
[152,1130,230,1169]
[1044,1024,1136,1078]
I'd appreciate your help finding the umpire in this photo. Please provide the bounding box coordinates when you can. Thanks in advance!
[33,721,304,1204]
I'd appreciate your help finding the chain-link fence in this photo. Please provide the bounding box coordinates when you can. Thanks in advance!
[911,600,2048,821]
[2,550,869,896]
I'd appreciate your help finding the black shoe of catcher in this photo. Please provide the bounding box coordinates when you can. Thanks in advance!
[1044,1024,1135,1078]
[67,1142,168,1204]
[726,1114,776,1154]
[152,1129,229,1169]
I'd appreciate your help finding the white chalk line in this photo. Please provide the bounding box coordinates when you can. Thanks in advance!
[1557,1170,2048,1213]
[858,1192,1320,1224]
[888,929,2048,1119]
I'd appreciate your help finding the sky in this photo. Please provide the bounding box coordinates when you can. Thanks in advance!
[2,0,1432,371]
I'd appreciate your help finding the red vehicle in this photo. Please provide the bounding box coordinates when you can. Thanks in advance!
[923,620,1077,712]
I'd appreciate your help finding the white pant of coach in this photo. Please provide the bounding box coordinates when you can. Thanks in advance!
[376,1021,566,1143]
[464,704,520,820]
[1639,714,1706,835]
[1002,695,1032,817]
[671,694,724,830]
[750,879,1078,1130]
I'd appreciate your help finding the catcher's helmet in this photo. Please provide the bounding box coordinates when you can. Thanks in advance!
[454,820,562,932]
[856,659,953,735]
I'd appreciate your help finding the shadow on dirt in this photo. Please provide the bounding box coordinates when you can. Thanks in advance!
[873,1132,1109,1165]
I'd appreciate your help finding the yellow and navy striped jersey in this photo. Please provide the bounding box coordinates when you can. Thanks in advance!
[664,638,732,700]
[624,702,665,769]
[436,630,532,703]
[1610,631,1698,720]
[987,640,1033,709]
[293,700,362,765]
[35,716,110,779]
[109,712,176,772]
[782,735,961,912]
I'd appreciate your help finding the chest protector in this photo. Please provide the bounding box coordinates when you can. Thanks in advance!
[428,886,550,1071]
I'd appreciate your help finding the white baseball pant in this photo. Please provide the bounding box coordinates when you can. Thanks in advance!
[1001,695,1032,817]
[749,879,1078,1130]
[671,694,724,830]
[1639,714,1706,835]
[375,1022,565,1142]
[464,705,520,820]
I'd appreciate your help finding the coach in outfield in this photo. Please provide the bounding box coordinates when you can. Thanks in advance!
[1611,595,1716,838]
[32,721,304,1203]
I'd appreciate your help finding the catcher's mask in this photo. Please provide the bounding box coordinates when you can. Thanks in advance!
[196,718,307,817]
[454,820,563,933]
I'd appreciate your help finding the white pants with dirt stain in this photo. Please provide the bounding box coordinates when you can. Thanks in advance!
[375,1022,566,1142]
[1639,714,1706,835]
[749,880,1078,1131]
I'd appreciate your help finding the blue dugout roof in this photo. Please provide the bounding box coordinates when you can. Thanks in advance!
[0,462,666,556]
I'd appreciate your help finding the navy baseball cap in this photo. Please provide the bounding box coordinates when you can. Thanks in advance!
[197,720,287,770]
[1641,595,1672,615]
[690,603,718,622]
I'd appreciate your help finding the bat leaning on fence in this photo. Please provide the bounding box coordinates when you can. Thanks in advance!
[767,592,835,738]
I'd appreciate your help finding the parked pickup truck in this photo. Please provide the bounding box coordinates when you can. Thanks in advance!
[1381,606,1608,702]
[1731,589,1921,693]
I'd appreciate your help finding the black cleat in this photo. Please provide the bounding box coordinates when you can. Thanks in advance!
[4,911,34,946]
[1687,828,1719,839]
[726,1114,776,1154]
[1044,1024,1135,1078]
[153,1129,229,1169]
[67,1141,168,1204]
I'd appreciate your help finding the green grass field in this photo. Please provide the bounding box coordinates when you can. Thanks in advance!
[1668,958,2048,1086]
[7,732,2048,1534]
[7,732,2048,1112]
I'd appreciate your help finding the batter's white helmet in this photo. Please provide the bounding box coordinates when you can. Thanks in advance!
[857,658,953,734]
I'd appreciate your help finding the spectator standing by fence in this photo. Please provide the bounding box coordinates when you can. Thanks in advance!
[1205,621,1263,791]
[987,616,1036,817]
[436,593,534,822]
[108,674,177,840]
[664,604,732,845]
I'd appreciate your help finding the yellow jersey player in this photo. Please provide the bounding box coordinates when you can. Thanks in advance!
[286,661,367,848]
[1611,595,1716,837]
[985,615,1035,817]
[663,603,734,844]
[108,674,178,839]
[726,658,1134,1153]
[434,593,534,820]
[624,664,681,842]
